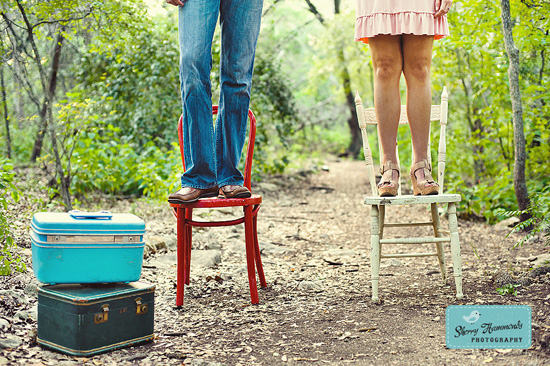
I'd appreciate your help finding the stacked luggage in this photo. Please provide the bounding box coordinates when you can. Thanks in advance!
[31,210,154,356]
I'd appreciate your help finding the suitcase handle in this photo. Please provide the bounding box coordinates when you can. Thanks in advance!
[68,210,113,220]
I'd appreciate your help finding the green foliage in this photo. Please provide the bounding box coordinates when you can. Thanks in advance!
[0,159,26,275]
[251,56,298,145]
[501,187,550,248]
[70,8,299,186]
[29,90,180,200]
[69,117,180,199]
[496,284,520,296]
[75,9,180,149]
[258,4,374,161]
[3,0,550,218]
[249,55,298,174]
[447,173,517,223]
[432,0,550,222]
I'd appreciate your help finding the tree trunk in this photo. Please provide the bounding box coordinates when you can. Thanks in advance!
[47,95,72,210]
[44,30,72,210]
[455,49,488,182]
[13,55,25,129]
[335,0,361,157]
[1,66,11,159]
[15,1,72,209]
[304,0,362,157]
[334,0,341,13]
[472,117,486,182]
[500,0,531,225]
[338,47,362,157]
[31,31,65,162]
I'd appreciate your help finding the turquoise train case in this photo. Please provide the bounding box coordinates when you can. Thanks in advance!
[31,211,146,284]
[37,282,155,356]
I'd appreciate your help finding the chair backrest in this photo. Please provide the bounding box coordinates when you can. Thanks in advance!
[354,87,449,196]
[177,106,257,190]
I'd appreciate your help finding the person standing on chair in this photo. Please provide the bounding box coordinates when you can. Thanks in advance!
[355,0,452,196]
[166,0,263,203]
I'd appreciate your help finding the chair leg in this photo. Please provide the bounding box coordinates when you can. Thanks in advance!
[176,207,186,307]
[253,211,266,288]
[379,205,385,269]
[244,205,259,304]
[185,209,193,285]
[370,205,381,303]
[448,203,464,299]
[431,203,447,284]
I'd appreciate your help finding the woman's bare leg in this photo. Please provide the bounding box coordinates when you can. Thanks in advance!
[368,35,403,186]
[402,34,437,185]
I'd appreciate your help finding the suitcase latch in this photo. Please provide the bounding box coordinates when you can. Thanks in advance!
[94,304,109,324]
[135,297,148,315]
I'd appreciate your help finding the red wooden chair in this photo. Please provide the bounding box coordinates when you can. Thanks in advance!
[169,106,265,307]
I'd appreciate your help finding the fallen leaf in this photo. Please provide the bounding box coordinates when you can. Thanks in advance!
[358,327,378,332]
[338,332,352,340]
[294,357,318,362]
[495,349,512,354]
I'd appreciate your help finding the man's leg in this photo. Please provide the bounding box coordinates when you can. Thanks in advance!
[216,0,263,189]
[178,0,220,190]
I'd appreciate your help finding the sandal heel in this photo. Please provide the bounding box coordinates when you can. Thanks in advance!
[410,159,439,196]
[378,161,400,197]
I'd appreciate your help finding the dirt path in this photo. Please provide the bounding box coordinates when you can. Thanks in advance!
[1,158,549,365]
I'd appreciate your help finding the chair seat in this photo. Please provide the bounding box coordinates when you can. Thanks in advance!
[364,193,461,205]
[169,194,262,209]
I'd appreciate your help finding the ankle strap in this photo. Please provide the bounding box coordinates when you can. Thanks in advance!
[411,159,432,173]
[380,161,400,175]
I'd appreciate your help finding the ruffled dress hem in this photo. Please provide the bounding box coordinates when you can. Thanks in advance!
[355,11,449,44]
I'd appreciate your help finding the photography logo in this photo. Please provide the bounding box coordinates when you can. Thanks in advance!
[446,305,531,349]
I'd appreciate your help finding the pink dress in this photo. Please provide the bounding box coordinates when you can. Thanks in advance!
[355,0,449,43]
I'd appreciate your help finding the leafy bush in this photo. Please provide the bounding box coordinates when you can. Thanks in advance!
[75,14,298,178]
[249,55,299,174]
[0,159,26,275]
[496,284,519,296]
[501,187,550,248]
[446,172,517,224]
[70,125,181,199]
[46,94,180,200]
[75,16,182,149]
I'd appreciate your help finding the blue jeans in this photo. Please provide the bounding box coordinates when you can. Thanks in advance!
[178,0,263,189]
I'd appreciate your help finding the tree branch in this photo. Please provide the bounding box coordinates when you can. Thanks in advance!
[263,0,284,17]
[1,62,11,158]
[32,8,94,31]
[15,0,47,92]
[2,13,41,109]
[304,0,325,25]
[270,19,315,56]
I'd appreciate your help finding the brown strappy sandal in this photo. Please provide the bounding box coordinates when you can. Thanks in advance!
[410,159,439,196]
[378,161,400,197]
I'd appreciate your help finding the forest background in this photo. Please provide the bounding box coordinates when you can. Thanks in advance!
[0,0,549,274]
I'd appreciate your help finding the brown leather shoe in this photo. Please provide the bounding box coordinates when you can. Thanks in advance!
[218,185,251,199]
[168,186,219,204]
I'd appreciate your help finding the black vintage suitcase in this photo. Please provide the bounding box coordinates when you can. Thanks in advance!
[37,281,154,356]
